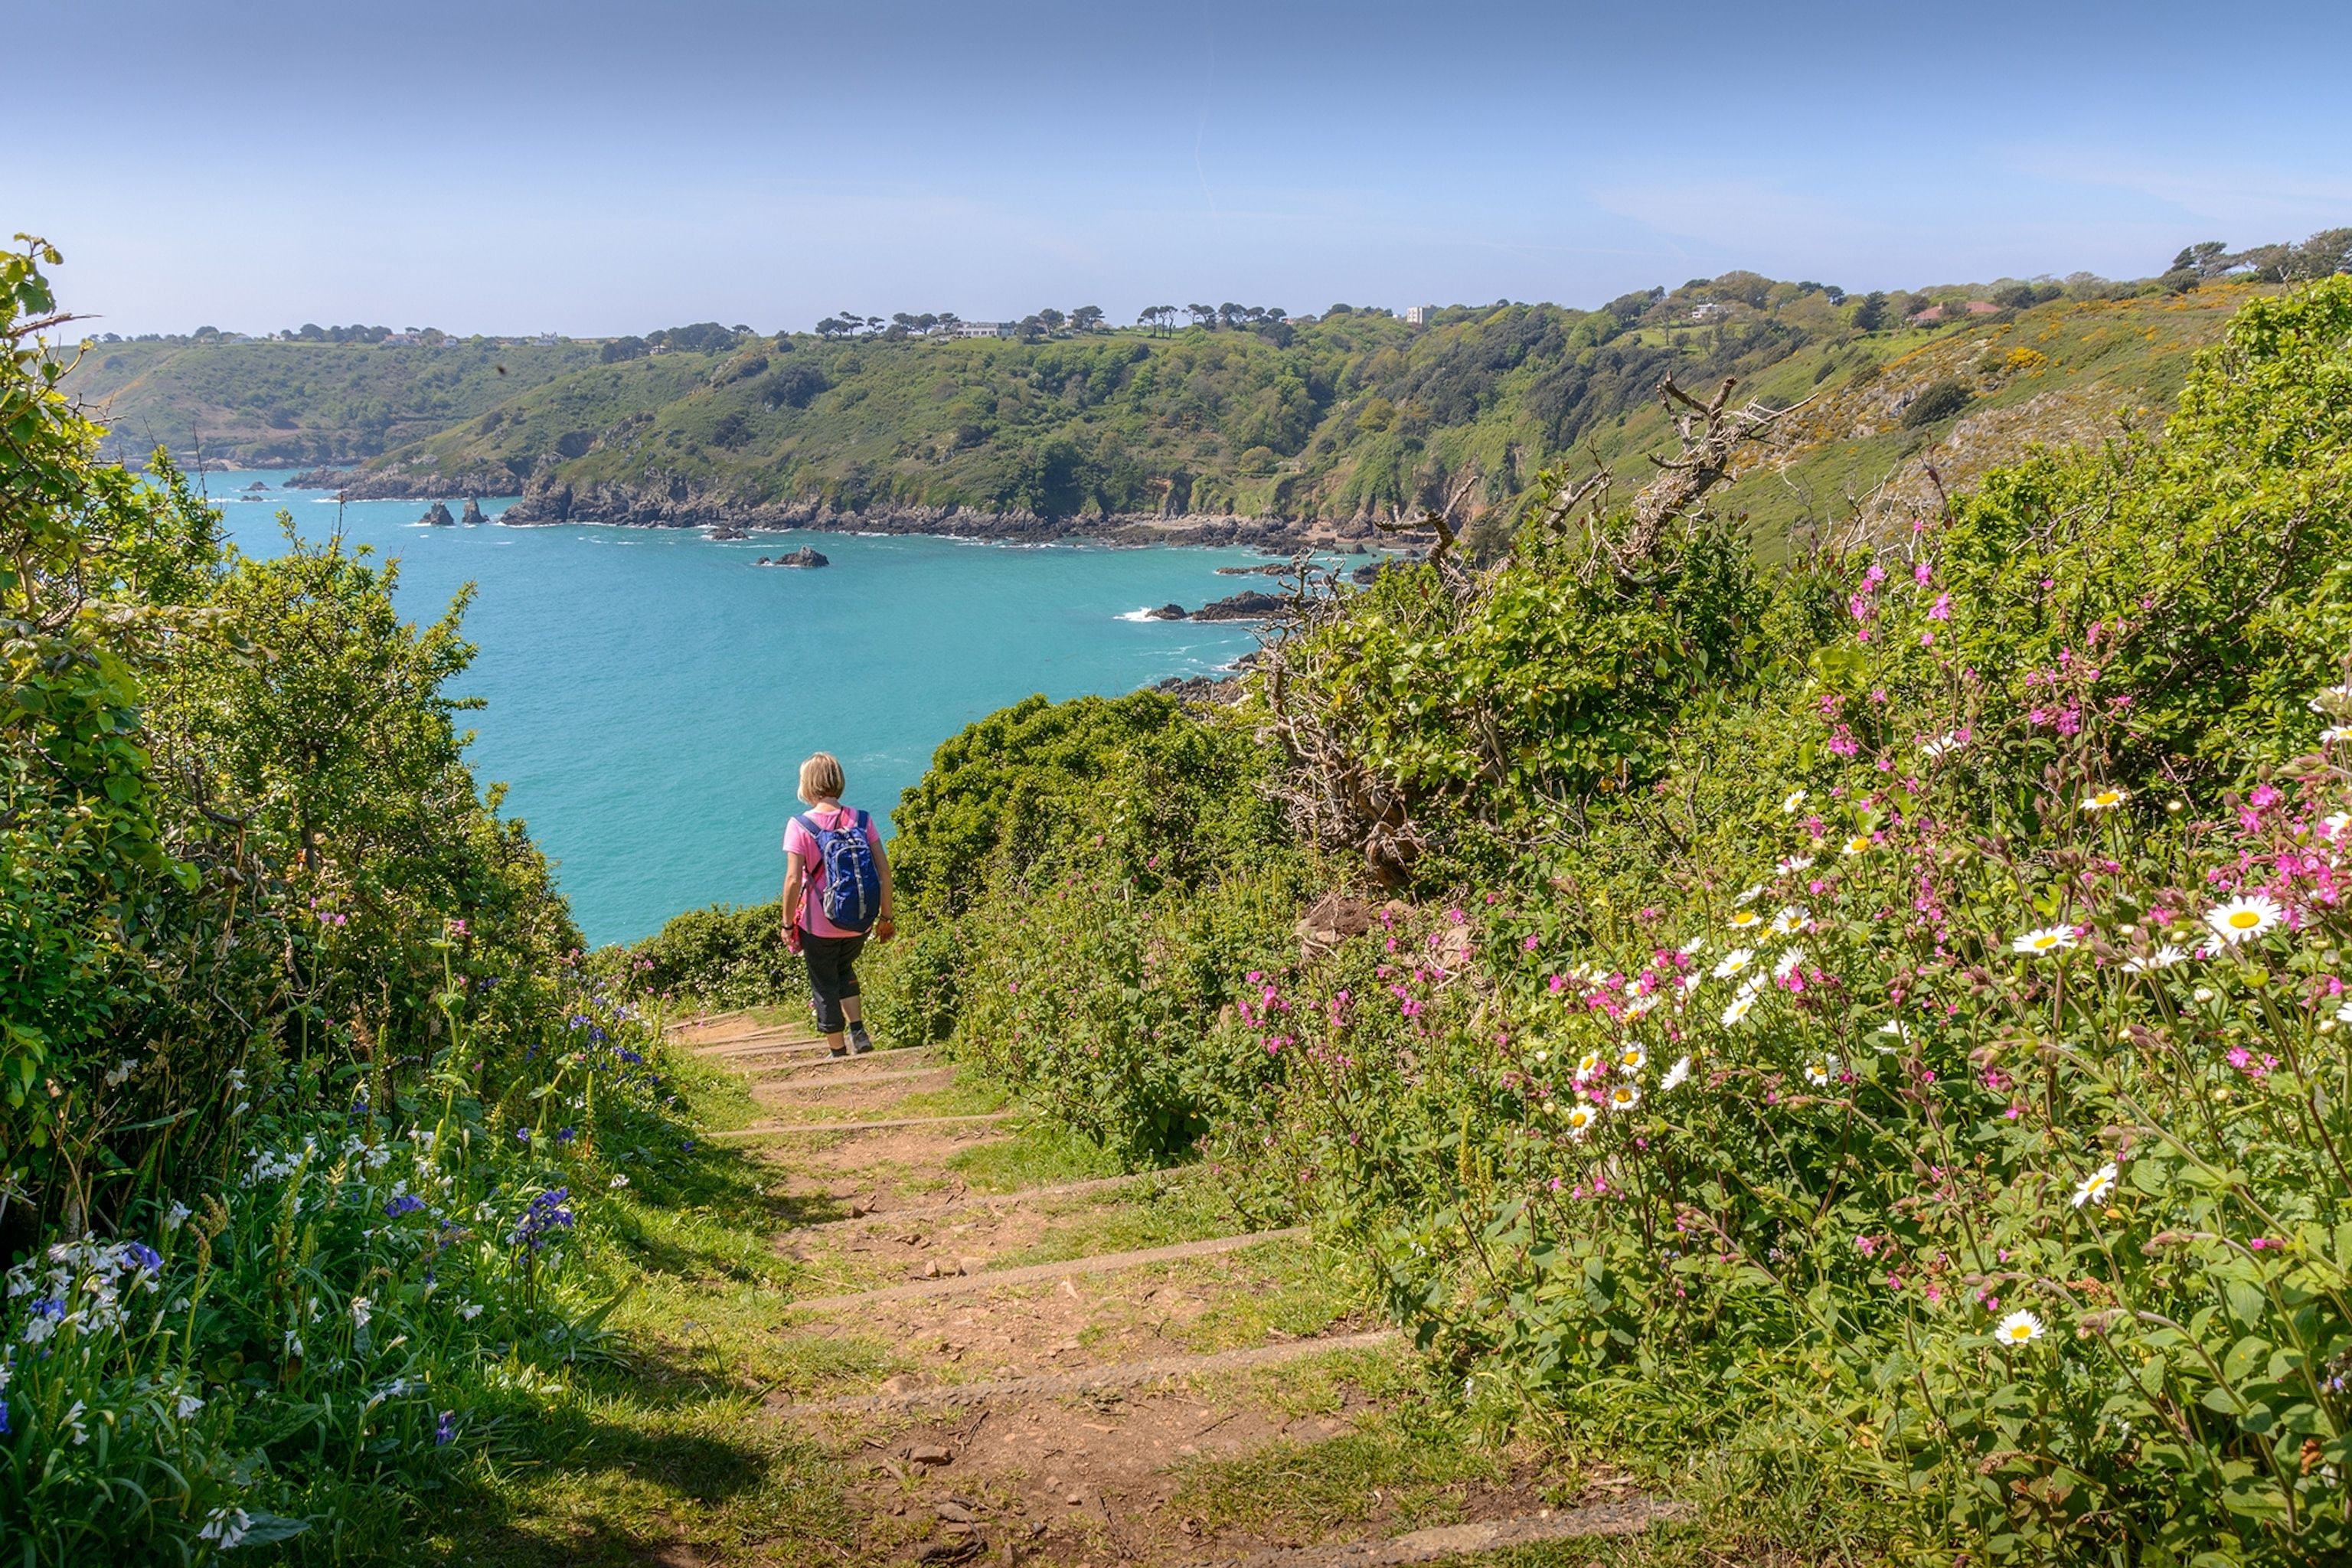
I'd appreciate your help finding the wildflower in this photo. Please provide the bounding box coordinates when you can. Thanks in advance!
[1575,1049,1604,1082]
[1712,948,1755,979]
[0,1399,8,1436]
[2082,787,2128,811]
[1609,1083,1642,1112]
[456,1302,484,1321]
[2325,812,2352,840]
[1775,856,1815,877]
[1733,884,1765,906]
[2122,946,2187,973]
[2204,894,2284,946]
[2072,1162,2119,1208]
[1772,947,1806,981]
[1804,1056,1837,1086]
[198,1508,253,1549]
[2194,985,2217,1004]
[283,1330,304,1358]
[1661,1056,1690,1092]
[436,1410,457,1446]
[165,1201,190,1230]
[609,1174,629,1189]
[104,1058,137,1088]
[1722,994,1757,1026]
[1766,906,1808,936]
[351,1295,372,1331]
[1842,835,1872,856]
[123,1242,163,1274]
[1993,1310,2045,1348]
[177,1392,204,1419]
[1920,729,1968,759]
[1622,992,1660,1019]
[1876,1020,1913,1051]
[511,1188,576,1251]
[1617,1043,1648,1075]
[2011,926,2078,957]
[384,1194,427,1218]
[1728,909,1762,930]
[2324,727,2352,745]
[1563,1103,1598,1139]
[1782,789,1807,814]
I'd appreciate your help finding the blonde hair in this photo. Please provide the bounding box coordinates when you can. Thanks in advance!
[798,752,846,802]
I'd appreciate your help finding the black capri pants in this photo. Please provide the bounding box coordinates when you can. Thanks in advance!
[802,931,867,1034]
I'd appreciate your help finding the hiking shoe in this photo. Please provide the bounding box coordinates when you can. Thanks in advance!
[848,1024,875,1055]
[828,1042,848,1057]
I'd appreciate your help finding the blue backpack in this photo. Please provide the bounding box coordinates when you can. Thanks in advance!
[795,808,883,933]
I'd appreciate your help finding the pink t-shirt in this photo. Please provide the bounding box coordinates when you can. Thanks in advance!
[783,805,881,938]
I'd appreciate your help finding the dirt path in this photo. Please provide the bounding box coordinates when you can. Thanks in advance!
[664,1015,1688,1566]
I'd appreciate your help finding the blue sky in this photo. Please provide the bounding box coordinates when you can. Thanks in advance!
[17,0,2352,335]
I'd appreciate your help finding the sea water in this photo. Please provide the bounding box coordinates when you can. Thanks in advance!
[207,473,1277,944]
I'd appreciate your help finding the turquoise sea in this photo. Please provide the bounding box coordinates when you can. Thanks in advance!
[209,473,1272,945]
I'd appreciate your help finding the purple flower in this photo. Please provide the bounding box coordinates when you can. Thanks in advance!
[436,1410,456,1446]
[31,1297,65,1321]
[556,1126,577,1145]
[680,1138,696,1153]
[616,1049,644,1066]
[0,1398,9,1436]
[123,1242,164,1274]
[511,1188,576,1250]
[384,1194,427,1218]
[515,1126,531,1144]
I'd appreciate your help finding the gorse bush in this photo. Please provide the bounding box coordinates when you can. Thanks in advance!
[877,278,2352,1563]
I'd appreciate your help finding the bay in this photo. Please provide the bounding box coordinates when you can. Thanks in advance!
[207,472,1273,944]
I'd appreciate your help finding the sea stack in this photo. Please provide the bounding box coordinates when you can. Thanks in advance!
[1145,603,1187,621]
[459,498,485,525]
[1189,589,1282,621]
[419,501,456,527]
[756,547,829,568]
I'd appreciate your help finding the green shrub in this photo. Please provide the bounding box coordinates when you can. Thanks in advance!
[1902,377,1975,426]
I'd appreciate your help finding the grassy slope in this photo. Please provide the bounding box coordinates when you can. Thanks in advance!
[61,338,603,468]
[65,283,2260,545]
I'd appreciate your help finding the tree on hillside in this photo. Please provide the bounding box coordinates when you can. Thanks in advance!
[1070,305,1105,332]
[1037,308,1066,334]
[2173,240,2233,279]
[1187,303,1215,328]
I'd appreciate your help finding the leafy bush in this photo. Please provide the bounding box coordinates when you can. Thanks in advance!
[1903,376,1975,426]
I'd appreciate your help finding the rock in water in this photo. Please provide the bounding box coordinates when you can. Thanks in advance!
[1188,589,1282,621]
[419,501,456,527]
[1145,603,1187,621]
[778,547,828,568]
[459,498,485,525]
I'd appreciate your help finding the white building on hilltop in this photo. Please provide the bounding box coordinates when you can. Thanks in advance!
[1404,305,1435,326]
[953,321,1017,338]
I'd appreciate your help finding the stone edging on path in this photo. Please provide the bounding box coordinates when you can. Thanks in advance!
[785,1226,1310,1311]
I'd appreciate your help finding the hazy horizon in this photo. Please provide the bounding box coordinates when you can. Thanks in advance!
[19,0,2352,337]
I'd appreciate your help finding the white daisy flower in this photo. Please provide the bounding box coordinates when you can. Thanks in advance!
[1920,730,1965,759]
[2308,684,2352,717]
[1804,1055,1837,1086]
[1729,909,1762,930]
[1575,1050,1605,1082]
[2122,946,2187,973]
[2324,812,2352,839]
[1782,789,1808,814]
[2072,1161,2119,1208]
[2194,986,2216,1004]
[1624,992,1660,1018]
[1767,906,1808,936]
[1609,1083,1642,1112]
[2337,1000,2352,1024]
[1776,855,1815,877]
[1722,994,1757,1026]
[1733,884,1766,906]
[1772,947,1806,981]
[1842,835,1873,856]
[1660,1056,1691,1092]
[1736,972,1766,998]
[1876,1020,1911,1051]
[2203,895,2283,946]
[2081,787,2128,812]
[2011,926,2077,957]
[1993,1309,2045,1347]
[1713,948,1755,979]
[1679,936,1706,956]
[2323,727,2352,745]
[1616,1042,1648,1075]
[1563,1102,1598,1139]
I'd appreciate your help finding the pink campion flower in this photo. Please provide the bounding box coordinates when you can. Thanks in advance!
[2249,784,2283,811]
[1870,687,1889,704]
[1547,974,1567,995]
[1828,726,1860,757]
[1927,592,1952,620]
[1863,564,1887,591]
[1914,560,1934,585]
[1446,906,1467,923]
[1522,933,1541,952]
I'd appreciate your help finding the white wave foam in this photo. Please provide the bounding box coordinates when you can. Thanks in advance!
[1116,607,1160,622]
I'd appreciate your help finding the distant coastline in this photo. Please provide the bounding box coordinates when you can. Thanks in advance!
[288,466,1362,550]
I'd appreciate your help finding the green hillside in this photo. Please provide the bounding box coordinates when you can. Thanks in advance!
[60,335,603,467]
[60,274,2272,547]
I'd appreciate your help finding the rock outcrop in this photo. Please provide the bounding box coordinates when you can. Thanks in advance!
[755,547,829,568]
[1145,603,1187,621]
[419,501,456,527]
[459,498,486,525]
[1189,590,1283,621]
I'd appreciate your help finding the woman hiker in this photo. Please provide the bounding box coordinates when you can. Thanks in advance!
[779,752,895,1056]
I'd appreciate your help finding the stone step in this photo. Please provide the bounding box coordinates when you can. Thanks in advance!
[792,1171,1165,1231]
[785,1226,1309,1312]
[707,1112,1020,1142]
[779,1328,1399,1413]
[694,1031,828,1060]
[740,1047,935,1079]
[1182,1497,1692,1566]
[760,1067,949,1094]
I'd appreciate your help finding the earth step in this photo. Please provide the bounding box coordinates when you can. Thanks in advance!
[662,1008,756,1039]
[695,1031,828,1060]
[785,1226,1309,1311]
[779,1328,1399,1413]
[761,1067,948,1093]
[707,1112,1020,1141]
[1181,1496,1693,1566]
[741,1047,935,1077]
[795,1171,1164,1230]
